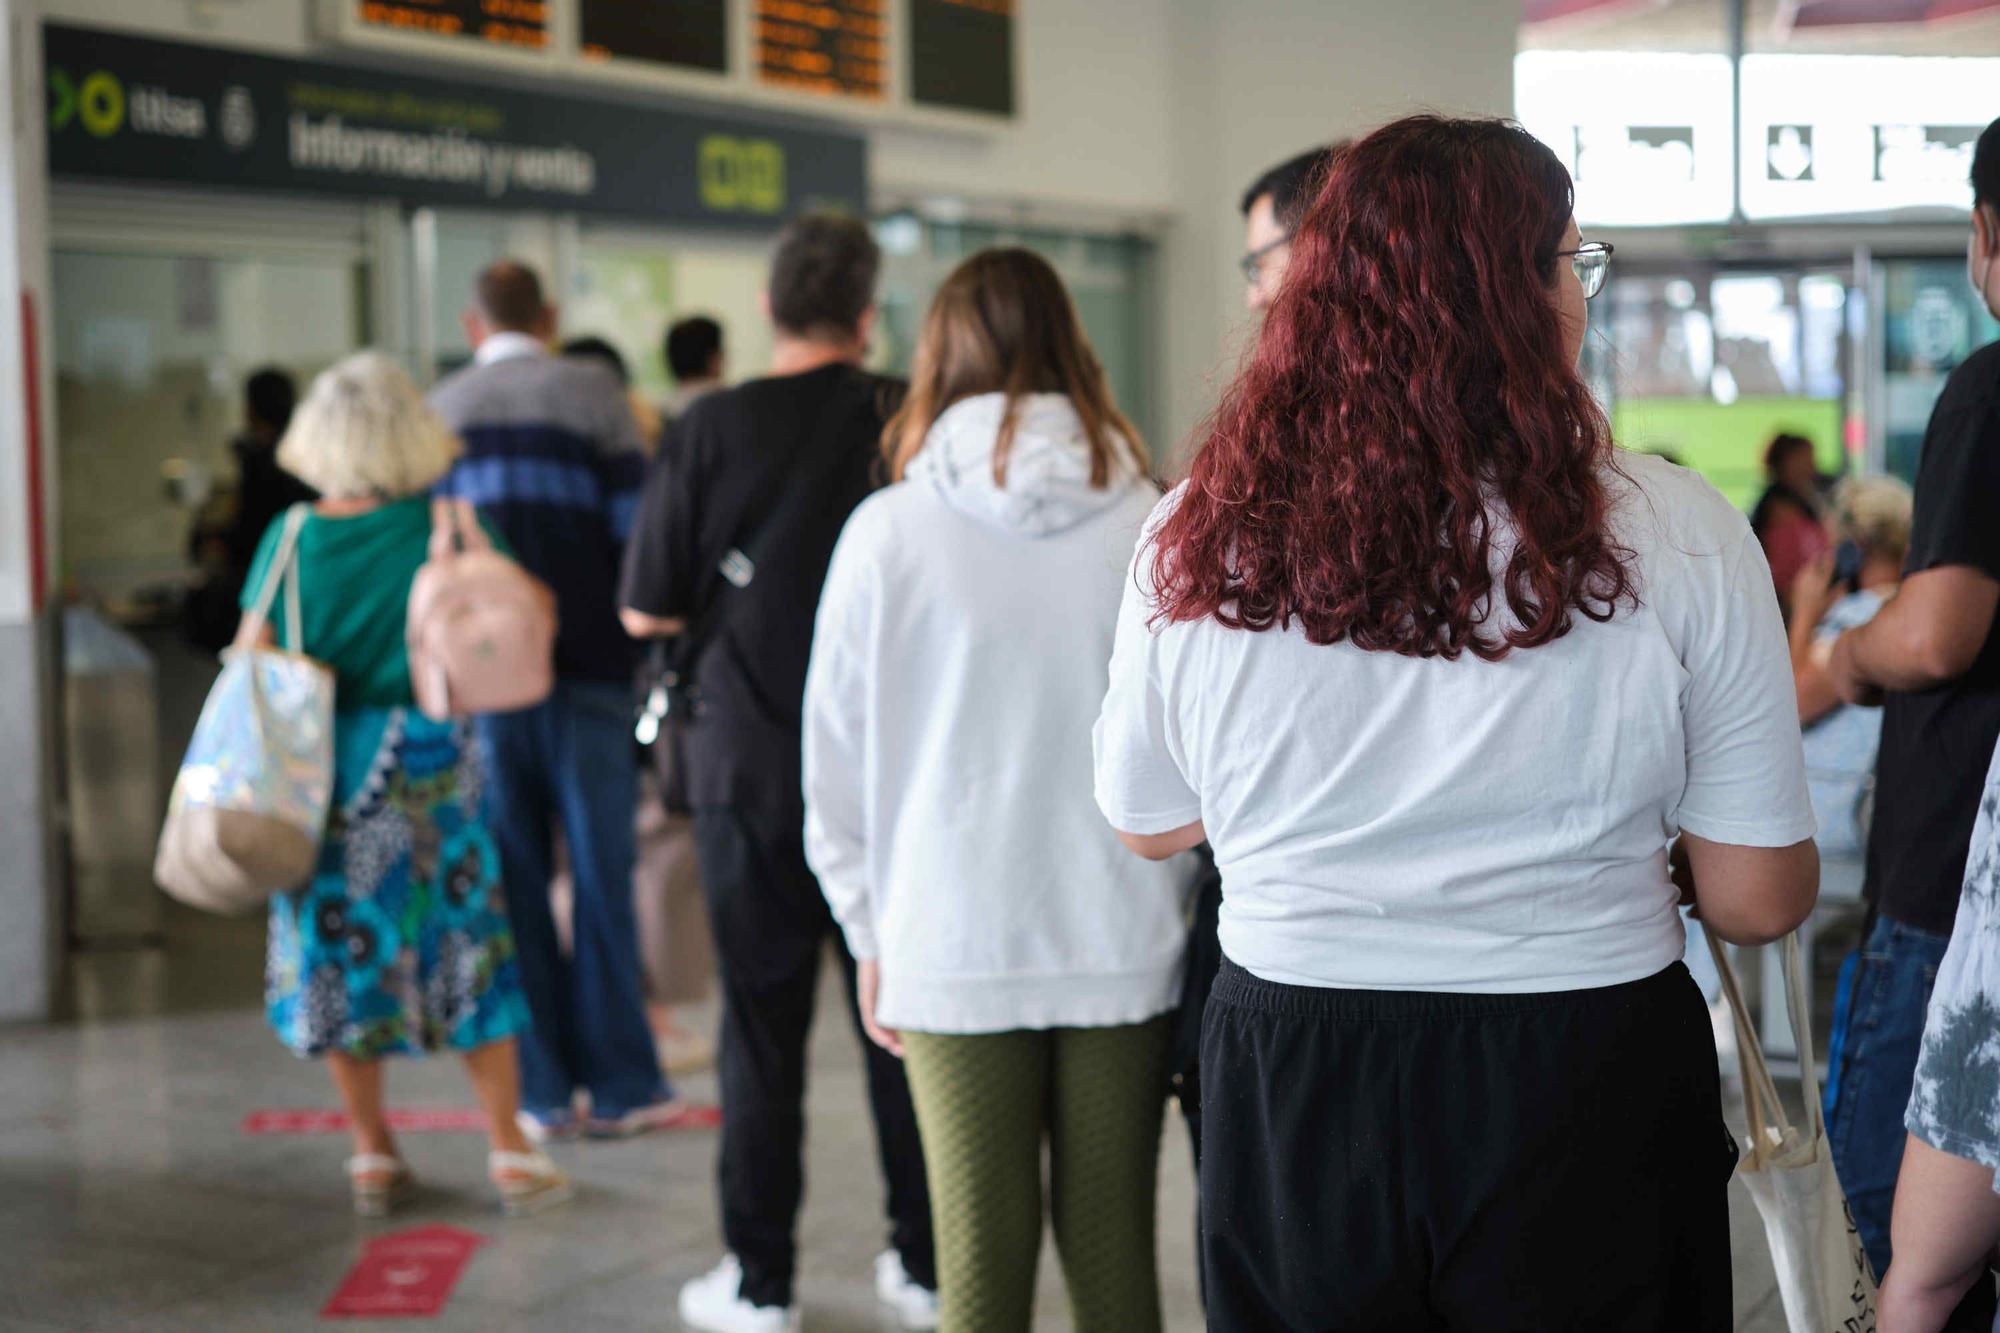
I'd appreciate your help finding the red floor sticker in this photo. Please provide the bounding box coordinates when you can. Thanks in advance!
[243,1104,723,1135]
[323,1225,485,1319]
[660,1103,724,1131]
[243,1108,489,1135]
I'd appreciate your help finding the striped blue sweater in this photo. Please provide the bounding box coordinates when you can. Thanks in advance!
[429,344,646,682]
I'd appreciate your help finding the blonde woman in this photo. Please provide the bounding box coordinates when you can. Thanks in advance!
[243,351,568,1217]
[1788,475,1915,856]
[803,249,1194,1332]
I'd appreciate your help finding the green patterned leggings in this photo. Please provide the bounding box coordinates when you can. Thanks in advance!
[900,1017,1171,1333]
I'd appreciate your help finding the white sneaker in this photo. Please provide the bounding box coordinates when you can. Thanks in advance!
[678,1256,800,1333]
[874,1251,938,1330]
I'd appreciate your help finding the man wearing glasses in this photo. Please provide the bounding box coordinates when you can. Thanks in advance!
[1239,143,1346,312]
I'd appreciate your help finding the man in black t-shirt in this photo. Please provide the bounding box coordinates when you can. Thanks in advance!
[1823,119,2000,1319]
[619,215,936,1333]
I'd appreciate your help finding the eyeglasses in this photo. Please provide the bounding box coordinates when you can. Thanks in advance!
[1556,241,1615,300]
[1240,233,1293,285]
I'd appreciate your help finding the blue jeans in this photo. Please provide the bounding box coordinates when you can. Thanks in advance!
[1825,913,1948,1281]
[479,680,669,1120]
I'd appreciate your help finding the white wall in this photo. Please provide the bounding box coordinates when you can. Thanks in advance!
[2,1,62,1023]
[1160,0,1520,461]
[871,0,1176,219]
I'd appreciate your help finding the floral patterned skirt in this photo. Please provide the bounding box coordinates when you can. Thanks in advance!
[266,707,529,1060]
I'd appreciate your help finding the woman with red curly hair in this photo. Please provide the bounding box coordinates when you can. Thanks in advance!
[1093,116,1821,1327]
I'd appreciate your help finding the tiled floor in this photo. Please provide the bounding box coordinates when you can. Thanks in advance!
[2,905,1792,1330]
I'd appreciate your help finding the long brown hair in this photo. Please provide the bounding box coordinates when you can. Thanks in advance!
[884,247,1147,485]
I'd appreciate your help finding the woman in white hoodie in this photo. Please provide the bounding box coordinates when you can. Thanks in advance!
[803,248,1193,1332]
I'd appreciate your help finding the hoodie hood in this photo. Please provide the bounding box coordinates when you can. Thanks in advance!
[906,392,1143,538]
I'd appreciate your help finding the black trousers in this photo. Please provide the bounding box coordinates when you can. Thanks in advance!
[691,808,935,1309]
[1200,958,1737,1332]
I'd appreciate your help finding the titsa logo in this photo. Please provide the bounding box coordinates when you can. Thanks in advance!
[49,65,205,140]
[48,67,124,137]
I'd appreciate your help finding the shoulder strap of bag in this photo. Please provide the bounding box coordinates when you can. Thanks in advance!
[668,372,875,677]
[1705,929,1821,1161]
[429,497,490,560]
[237,503,310,652]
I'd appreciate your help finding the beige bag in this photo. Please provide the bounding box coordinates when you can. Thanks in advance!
[155,505,334,914]
[406,498,557,721]
[1708,931,1878,1333]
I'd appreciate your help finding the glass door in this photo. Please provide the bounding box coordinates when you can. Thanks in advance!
[49,188,373,952]
[1590,261,1856,510]
[874,216,1158,448]
[568,225,777,404]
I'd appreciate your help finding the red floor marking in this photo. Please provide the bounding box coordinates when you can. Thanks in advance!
[242,1108,488,1135]
[243,1104,723,1134]
[322,1225,486,1319]
[662,1103,724,1131]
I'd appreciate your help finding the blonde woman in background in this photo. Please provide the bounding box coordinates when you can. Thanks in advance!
[1789,475,1915,857]
[804,248,1194,1332]
[246,351,569,1217]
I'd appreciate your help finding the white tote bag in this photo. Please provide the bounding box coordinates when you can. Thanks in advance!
[1707,931,1878,1333]
[155,505,334,914]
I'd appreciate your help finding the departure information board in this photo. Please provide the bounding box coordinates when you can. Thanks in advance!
[580,0,728,74]
[356,0,549,49]
[754,0,887,101]
[910,0,1013,117]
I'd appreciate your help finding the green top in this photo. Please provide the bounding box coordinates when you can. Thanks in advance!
[240,497,506,709]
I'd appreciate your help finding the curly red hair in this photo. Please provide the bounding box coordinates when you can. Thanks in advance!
[1151,116,1635,660]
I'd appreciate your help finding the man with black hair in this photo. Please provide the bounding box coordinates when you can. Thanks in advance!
[1239,143,1346,312]
[225,366,312,575]
[1822,116,2000,1325]
[662,315,726,423]
[621,214,935,1333]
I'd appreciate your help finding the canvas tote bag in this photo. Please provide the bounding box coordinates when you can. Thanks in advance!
[406,498,556,721]
[155,504,334,914]
[1707,931,1878,1333]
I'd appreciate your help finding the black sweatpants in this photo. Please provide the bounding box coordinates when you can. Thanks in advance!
[1200,957,1737,1332]
[692,808,935,1309]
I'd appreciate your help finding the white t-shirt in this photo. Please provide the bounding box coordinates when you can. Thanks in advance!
[1093,452,1816,994]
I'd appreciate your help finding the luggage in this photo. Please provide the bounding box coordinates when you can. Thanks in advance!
[155,505,335,914]
[407,498,557,720]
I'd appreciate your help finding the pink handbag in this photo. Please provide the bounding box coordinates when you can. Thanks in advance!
[406,498,558,720]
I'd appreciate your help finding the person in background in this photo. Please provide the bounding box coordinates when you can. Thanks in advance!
[1788,476,1912,858]
[226,367,315,576]
[1750,431,1833,620]
[1823,115,2000,1327]
[430,261,678,1143]
[187,367,316,652]
[619,215,935,1333]
[662,315,726,424]
[563,335,664,453]
[1239,142,1347,312]
[1097,117,1818,1328]
[804,248,1194,1333]
[245,351,568,1218]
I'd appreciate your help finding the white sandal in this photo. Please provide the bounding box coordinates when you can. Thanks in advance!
[489,1149,572,1217]
[345,1153,415,1217]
